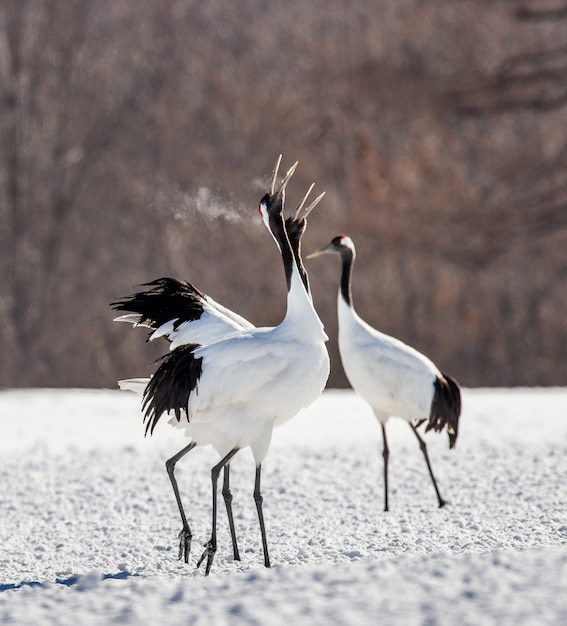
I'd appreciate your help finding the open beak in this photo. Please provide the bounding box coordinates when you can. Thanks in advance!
[303,191,325,219]
[293,184,326,220]
[270,154,298,196]
[270,155,282,194]
[293,183,314,219]
[307,241,335,259]
[278,161,298,194]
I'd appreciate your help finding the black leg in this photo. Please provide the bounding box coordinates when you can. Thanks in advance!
[222,464,241,561]
[197,448,239,575]
[410,424,447,508]
[254,464,271,569]
[381,423,390,512]
[165,441,197,563]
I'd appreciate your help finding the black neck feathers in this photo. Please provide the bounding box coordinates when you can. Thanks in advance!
[262,193,295,292]
[285,216,310,294]
[142,344,203,436]
[339,247,355,307]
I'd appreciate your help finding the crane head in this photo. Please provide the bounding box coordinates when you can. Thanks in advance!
[307,234,355,259]
[258,155,298,229]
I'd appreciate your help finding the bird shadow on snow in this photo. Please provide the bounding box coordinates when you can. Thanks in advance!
[0,570,136,593]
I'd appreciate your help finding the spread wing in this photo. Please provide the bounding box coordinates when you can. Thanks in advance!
[111,277,253,347]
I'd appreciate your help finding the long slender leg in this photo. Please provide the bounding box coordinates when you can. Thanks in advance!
[253,464,271,569]
[410,424,447,508]
[197,448,239,575]
[165,441,197,563]
[222,464,241,561]
[381,423,390,512]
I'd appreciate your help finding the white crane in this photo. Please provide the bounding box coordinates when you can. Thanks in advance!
[308,234,461,512]
[116,159,330,574]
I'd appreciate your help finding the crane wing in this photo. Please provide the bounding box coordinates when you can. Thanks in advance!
[341,318,439,419]
[111,277,253,347]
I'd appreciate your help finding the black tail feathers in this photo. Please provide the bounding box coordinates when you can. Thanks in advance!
[427,373,462,449]
[142,344,203,436]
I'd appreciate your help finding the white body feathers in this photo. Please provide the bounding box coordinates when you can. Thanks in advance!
[120,250,329,464]
[337,294,439,423]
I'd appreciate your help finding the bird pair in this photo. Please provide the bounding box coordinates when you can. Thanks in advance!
[112,156,461,575]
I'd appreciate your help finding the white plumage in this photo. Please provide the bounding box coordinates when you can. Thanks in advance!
[309,234,461,512]
[338,305,442,421]
[114,158,329,574]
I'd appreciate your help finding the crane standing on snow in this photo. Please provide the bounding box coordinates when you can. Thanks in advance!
[308,234,461,512]
[114,159,329,575]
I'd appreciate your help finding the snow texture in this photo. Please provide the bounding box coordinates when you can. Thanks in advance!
[0,388,566,625]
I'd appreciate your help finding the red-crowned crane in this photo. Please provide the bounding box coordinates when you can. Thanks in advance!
[115,159,329,574]
[308,234,461,512]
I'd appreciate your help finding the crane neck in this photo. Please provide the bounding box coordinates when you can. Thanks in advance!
[268,211,295,293]
[260,194,324,335]
[291,238,310,297]
[339,247,355,308]
[285,261,327,338]
[267,205,325,336]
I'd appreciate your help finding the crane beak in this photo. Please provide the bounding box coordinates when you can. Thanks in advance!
[277,161,298,195]
[270,155,298,196]
[293,185,326,220]
[293,183,315,219]
[270,155,283,195]
[302,191,326,219]
[307,241,334,259]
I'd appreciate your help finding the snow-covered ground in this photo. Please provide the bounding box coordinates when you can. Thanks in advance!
[0,387,566,625]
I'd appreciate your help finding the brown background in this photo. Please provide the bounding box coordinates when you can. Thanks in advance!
[1,0,566,389]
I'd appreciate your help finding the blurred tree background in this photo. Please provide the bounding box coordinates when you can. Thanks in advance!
[1,0,566,389]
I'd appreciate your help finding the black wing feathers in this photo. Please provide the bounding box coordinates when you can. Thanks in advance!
[111,278,206,332]
[142,344,203,436]
[427,373,462,449]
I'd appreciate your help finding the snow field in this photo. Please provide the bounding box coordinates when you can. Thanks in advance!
[0,388,565,625]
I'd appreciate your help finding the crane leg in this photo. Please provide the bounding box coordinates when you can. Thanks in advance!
[222,464,241,561]
[165,441,197,563]
[197,448,239,575]
[410,424,447,508]
[381,423,390,512]
[254,465,271,568]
